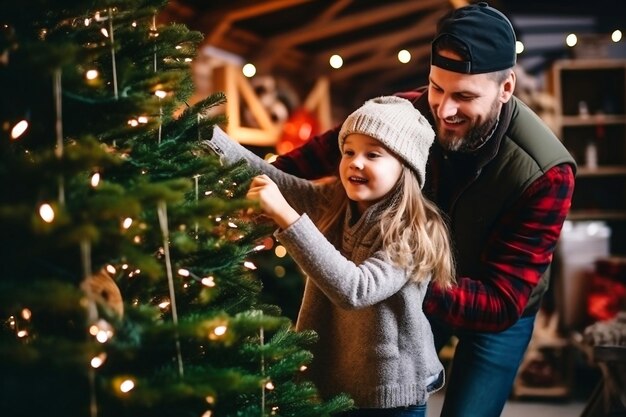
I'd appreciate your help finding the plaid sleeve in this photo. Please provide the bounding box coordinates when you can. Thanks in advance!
[424,164,575,332]
[271,125,342,179]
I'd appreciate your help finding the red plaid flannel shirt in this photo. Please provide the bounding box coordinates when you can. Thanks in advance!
[272,95,574,332]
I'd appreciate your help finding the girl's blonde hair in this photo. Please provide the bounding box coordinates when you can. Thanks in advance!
[316,167,455,289]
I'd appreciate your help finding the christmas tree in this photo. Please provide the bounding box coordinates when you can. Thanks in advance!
[0,1,352,416]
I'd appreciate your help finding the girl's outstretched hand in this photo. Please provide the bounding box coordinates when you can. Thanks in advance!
[246,174,300,229]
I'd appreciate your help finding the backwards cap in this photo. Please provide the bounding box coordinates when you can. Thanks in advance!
[431,2,516,74]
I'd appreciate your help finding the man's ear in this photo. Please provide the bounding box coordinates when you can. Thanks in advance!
[500,70,516,103]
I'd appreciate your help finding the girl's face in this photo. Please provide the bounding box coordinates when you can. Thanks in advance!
[339,133,403,214]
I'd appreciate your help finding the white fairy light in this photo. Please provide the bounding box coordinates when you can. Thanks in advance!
[177,268,190,277]
[137,116,148,123]
[201,276,215,287]
[90,353,107,368]
[21,308,32,320]
[95,330,109,343]
[201,412,212,417]
[299,365,307,371]
[227,221,237,228]
[566,33,577,47]
[84,18,90,26]
[106,264,116,274]
[329,54,343,69]
[90,172,101,187]
[17,330,28,338]
[243,261,257,270]
[119,379,135,393]
[86,69,99,80]
[397,49,411,63]
[154,90,167,99]
[39,203,55,223]
[612,30,622,42]
[242,63,256,77]
[265,381,274,390]
[213,325,227,336]
[122,217,133,229]
[158,300,170,309]
[128,119,139,127]
[10,120,28,139]
[100,28,109,38]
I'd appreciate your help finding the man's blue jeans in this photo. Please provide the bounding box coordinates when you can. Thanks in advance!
[429,315,536,417]
[340,404,426,417]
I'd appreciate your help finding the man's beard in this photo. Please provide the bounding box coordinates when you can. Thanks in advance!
[436,100,500,153]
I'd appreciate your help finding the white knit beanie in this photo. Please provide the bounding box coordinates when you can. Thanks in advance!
[338,96,435,188]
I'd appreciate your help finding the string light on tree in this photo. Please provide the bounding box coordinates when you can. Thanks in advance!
[90,172,101,187]
[118,378,135,394]
[39,203,55,223]
[90,353,107,369]
[10,120,28,139]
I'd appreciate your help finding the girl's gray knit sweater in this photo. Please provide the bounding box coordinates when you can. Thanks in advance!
[203,127,444,408]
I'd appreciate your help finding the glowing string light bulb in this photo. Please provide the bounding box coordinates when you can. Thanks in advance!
[39,203,55,223]
[119,379,135,393]
[213,325,227,336]
[201,276,215,287]
[90,172,100,187]
[10,120,28,139]
[90,353,107,368]
[122,217,133,229]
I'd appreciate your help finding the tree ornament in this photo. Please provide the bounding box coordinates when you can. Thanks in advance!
[80,268,124,319]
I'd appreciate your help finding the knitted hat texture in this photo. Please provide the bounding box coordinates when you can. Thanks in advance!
[338,96,434,187]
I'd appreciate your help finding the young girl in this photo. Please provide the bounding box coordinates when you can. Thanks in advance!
[203,96,455,417]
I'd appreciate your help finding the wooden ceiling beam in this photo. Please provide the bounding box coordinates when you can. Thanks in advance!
[312,8,444,61]
[206,0,314,45]
[266,0,445,48]
[316,0,353,25]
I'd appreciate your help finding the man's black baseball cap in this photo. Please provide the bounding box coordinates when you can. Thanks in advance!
[431,2,516,74]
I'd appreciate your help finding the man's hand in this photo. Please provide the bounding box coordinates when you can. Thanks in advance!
[246,174,300,229]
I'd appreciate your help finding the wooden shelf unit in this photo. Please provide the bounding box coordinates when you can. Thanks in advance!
[551,59,626,255]
[514,59,626,399]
